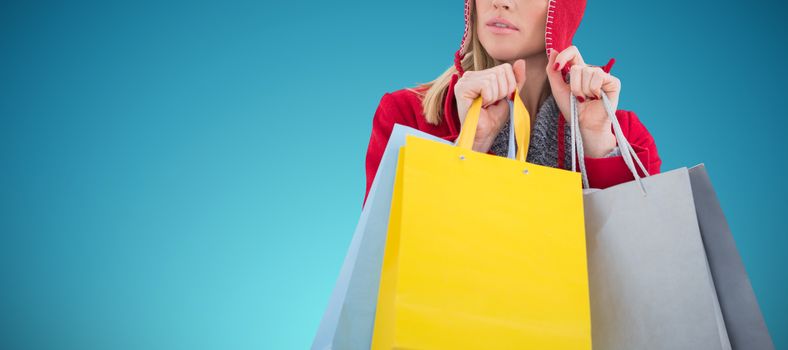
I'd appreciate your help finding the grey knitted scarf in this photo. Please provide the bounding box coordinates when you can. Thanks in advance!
[489,94,620,167]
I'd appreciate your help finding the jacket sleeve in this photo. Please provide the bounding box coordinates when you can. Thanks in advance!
[363,93,407,207]
[581,110,662,189]
[441,74,463,142]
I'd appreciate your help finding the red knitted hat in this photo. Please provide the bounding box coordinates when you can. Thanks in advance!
[454,0,602,80]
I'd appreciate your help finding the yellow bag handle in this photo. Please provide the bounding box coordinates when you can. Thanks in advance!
[455,89,531,162]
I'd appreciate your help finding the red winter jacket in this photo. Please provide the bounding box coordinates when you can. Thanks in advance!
[362,0,662,206]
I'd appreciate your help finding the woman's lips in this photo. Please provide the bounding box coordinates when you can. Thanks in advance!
[486,17,519,34]
[487,24,519,34]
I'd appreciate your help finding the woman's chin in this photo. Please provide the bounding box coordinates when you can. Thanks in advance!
[486,51,522,63]
[487,47,543,62]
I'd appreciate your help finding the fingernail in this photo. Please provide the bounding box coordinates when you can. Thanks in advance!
[553,62,560,71]
[577,96,585,103]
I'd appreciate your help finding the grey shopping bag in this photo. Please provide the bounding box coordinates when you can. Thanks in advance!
[569,93,732,349]
[688,164,774,349]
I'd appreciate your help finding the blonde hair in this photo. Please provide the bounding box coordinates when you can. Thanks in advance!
[407,6,499,125]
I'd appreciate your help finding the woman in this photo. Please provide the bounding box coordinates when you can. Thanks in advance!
[363,0,661,205]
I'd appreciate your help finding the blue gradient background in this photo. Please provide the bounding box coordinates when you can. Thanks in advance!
[1,0,786,348]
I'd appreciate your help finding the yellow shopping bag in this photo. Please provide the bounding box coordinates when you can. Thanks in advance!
[371,91,592,349]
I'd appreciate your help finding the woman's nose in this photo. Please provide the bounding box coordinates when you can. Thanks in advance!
[492,0,514,10]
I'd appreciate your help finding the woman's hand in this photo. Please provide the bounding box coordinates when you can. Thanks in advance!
[454,60,527,153]
[546,46,618,158]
